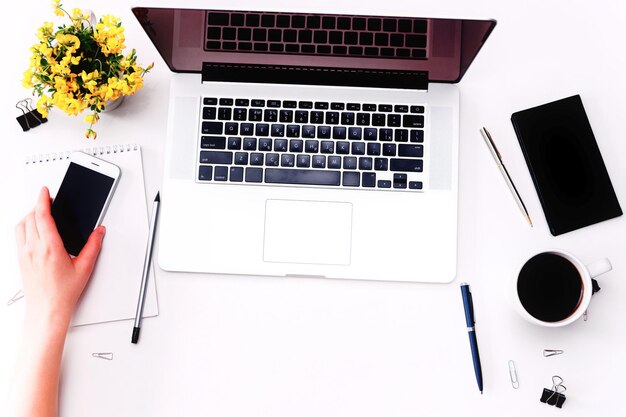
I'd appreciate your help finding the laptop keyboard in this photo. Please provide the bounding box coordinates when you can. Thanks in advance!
[198,97,426,190]
[205,11,427,59]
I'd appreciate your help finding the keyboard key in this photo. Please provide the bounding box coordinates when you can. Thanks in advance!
[274,139,288,152]
[233,108,247,121]
[359,157,373,170]
[378,104,392,112]
[250,153,264,166]
[362,172,376,187]
[364,47,379,56]
[348,127,362,140]
[265,153,279,166]
[283,100,297,108]
[240,123,254,136]
[356,113,370,125]
[243,137,257,150]
[302,125,316,138]
[203,107,216,120]
[214,166,228,181]
[393,173,407,189]
[266,168,340,186]
[348,46,363,55]
[251,99,266,107]
[223,29,236,41]
[322,16,336,29]
[201,136,226,149]
[219,98,234,106]
[289,139,303,152]
[332,126,347,139]
[343,172,360,187]
[261,14,275,27]
[292,15,305,28]
[200,151,233,164]
[387,114,401,127]
[231,14,244,27]
[331,102,344,110]
[410,105,425,113]
[378,180,391,188]
[245,167,263,183]
[217,108,232,119]
[328,156,341,169]
[347,103,360,111]
[249,109,263,121]
[409,181,423,190]
[394,105,409,113]
[311,111,324,124]
[381,48,394,57]
[398,144,423,157]
[252,28,267,42]
[363,104,377,111]
[410,130,424,142]
[286,125,300,137]
[337,17,351,30]
[325,112,339,125]
[268,29,281,42]
[321,141,335,154]
[398,19,412,32]
[299,101,313,109]
[305,140,319,153]
[343,156,357,170]
[406,34,427,48]
[198,165,212,181]
[247,14,260,27]
[341,112,355,125]
[390,158,423,172]
[368,18,382,31]
[281,153,295,167]
[329,31,343,44]
[312,155,326,168]
[383,143,396,156]
[360,32,373,46]
[383,18,397,32]
[353,17,366,30]
[374,158,388,171]
[372,113,386,126]
[297,154,311,167]
[279,110,293,123]
[202,122,223,134]
[380,129,393,141]
[317,126,331,139]
[351,142,365,155]
[336,141,350,154]
[234,152,248,165]
[208,13,229,26]
[230,167,244,182]
[395,129,409,142]
[271,124,285,137]
[367,142,381,156]
[256,124,270,136]
[344,31,358,45]
[227,137,241,150]
[264,109,278,122]
[259,138,272,151]
[315,102,329,110]
[224,122,238,135]
[403,115,424,128]
[299,30,313,43]
[364,128,377,141]
[295,110,309,123]
[203,97,218,105]
[266,100,281,108]
[277,15,291,28]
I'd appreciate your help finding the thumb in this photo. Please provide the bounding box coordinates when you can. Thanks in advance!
[75,226,106,276]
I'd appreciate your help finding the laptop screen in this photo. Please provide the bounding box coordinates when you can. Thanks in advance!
[132,7,495,83]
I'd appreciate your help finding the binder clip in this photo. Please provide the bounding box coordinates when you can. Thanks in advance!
[6,289,24,306]
[16,98,47,132]
[540,375,566,408]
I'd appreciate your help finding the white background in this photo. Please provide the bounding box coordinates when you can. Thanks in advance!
[1,0,625,416]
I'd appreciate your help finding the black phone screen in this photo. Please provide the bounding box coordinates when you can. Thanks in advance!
[51,162,115,256]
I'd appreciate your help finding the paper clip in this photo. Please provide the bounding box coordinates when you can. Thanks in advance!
[543,349,564,357]
[16,98,47,132]
[92,352,113,361]
[540,375,567,408]
[7,289,24,306]
[508,360,519,389]
[583,310,588,321]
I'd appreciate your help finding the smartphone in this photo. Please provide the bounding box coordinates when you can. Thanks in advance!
[51,152,121,256]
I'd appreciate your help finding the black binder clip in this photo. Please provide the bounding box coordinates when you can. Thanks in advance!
[540,375,566,408]
[16,98,47,132]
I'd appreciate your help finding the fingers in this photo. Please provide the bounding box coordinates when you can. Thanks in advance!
[34,187,63,245]
[15,220,26,247]
[24,211,39,242]
[74,226,106,277]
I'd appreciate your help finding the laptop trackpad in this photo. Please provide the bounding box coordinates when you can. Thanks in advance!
[263,199,352,265]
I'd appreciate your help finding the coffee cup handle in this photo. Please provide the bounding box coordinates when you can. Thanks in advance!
[586,258,612,279]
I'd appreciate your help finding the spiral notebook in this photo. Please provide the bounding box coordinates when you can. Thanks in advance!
[23,144,159,327]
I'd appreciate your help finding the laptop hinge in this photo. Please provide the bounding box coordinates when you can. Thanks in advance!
[202,62,429,91]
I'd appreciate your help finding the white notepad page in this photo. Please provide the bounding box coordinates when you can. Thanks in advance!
[23,144,158,326]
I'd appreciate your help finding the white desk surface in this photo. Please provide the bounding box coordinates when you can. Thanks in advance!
[1,0,625,415]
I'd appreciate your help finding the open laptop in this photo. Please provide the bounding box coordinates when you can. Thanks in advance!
[132,7,496,283]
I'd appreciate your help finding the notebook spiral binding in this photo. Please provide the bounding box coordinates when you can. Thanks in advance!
[25,144,139,165]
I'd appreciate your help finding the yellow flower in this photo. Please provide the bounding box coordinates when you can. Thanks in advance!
[53,0,64,17]
[84,112,99,124]
[37,22,54,41]
[22,69,34,88]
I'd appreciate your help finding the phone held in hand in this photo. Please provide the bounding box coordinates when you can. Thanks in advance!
[51,151,121,256]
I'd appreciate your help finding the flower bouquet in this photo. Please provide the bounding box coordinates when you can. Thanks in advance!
[23,1,153,138]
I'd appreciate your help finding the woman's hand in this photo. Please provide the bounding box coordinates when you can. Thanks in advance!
[15,186,106,327]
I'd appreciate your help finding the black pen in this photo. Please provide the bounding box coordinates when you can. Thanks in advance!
[460,282,483,394]
[131,192,160,344]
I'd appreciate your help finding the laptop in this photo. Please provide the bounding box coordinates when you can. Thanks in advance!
[132,7,496,283]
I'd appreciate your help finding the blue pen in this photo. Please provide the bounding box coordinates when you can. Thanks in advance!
[460,282,483,394]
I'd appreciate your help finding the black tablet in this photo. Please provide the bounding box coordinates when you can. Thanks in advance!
[511,95,622,236]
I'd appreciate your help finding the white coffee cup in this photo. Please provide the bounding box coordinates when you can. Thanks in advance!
[513,250,612,327]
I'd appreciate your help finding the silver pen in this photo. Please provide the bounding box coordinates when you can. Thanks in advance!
[132,192,160,344]
[480,127,533,227]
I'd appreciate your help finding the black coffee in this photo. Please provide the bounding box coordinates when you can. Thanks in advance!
[517,253,583,322]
